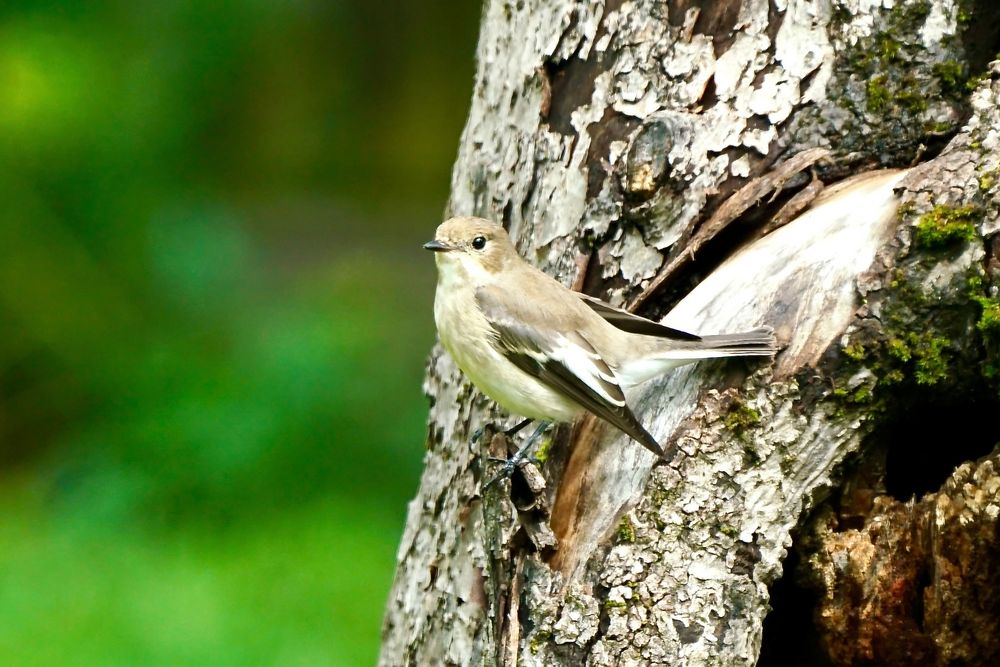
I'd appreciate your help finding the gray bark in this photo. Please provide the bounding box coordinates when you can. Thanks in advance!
[382,1,999,665]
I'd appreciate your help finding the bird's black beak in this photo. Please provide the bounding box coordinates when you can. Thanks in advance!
[423,240,453,252]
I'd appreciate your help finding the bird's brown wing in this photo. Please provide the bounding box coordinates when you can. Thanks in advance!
[576,293,701,341]
[475,285,663,457]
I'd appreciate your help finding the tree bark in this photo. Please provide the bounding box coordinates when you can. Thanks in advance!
[381,1,1000,665]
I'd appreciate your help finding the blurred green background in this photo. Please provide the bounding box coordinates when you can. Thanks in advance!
[0,1,479,664]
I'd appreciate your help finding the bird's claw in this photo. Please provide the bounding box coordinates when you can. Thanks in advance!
[483,461,518,490]
[487,455,541,466]
[483,454,542,490]
[481,421,551,491]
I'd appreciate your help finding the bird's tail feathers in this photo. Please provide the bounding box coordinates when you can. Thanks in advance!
[617,327,776,387]
[696,326,777,357]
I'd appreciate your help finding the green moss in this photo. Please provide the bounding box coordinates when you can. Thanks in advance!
[933,59,968,96]
[972,292,1000,390]
[887,337,911,362]
[718,524,739,538]
[882,369,905,385]
[866,75,891,113]
[831,381,875,405]
[725,401,761,435]
[913,205,979,248]
[834,0,959,156]
[835,316,956,397]
[886,266,929,309]
[909,333,951,385]
[651,485,678,507]
[979,168,999,192]
[924,120,955,134]
[878,36,902,62]
[616,516,636,544]
[851,385,874,403]
[870,330,953,388]
[974,296,1000,335]
[533,436,552,465]
[895,78,929,113]
[843,342,867,361]
[894,0,931,25]
[603,599,627,610]
[529,631,552,654]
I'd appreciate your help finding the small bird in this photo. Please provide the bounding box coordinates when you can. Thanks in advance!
[424,216,776,469]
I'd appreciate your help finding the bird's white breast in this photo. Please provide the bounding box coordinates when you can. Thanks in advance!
[432,255,581,422]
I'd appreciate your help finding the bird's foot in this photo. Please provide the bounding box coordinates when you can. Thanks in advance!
[482,421,550,491]
[483,460,519,490]
[483,454,542,490]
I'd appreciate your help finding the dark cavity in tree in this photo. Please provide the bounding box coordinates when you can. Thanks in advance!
[880,392,1000,500]
[757,546,835,667]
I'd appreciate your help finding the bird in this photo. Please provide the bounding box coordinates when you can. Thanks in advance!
[424,216,776,477]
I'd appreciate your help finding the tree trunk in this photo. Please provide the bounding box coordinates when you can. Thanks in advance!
[381,1,1000,665]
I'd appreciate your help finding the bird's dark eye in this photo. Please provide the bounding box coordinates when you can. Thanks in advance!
[471,236,487,250]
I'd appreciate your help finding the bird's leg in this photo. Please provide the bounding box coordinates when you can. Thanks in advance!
[484,421,551,490]
[504,418,532,438]
[472,417,531,444]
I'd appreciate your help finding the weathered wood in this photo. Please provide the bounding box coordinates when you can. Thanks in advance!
[381,1,997,665]
[629,146,830,311]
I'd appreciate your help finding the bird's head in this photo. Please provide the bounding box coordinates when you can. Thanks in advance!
[424,216,516,281]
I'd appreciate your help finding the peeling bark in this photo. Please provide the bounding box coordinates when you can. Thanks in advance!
[381,1,1000,665]
[799,448,1000,667]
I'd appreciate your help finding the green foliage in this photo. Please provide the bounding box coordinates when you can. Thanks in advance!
[0,1,480,663]
[0,485,398,666]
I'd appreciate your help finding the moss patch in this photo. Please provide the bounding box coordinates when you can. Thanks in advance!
[866,75,892,113]
[971,290,1000,389]
[978,167,999,193]
[909,333,952,385]
[932,59,969,97]
[830,0,970,162]
[913,205,979,248]
[533,435,553,466]
[725,400,761,436]
[616,515,636,544]
[833,200,997,411]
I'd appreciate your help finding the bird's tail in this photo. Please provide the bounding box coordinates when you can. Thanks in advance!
[695,326,777,357]
[617,327,776,387]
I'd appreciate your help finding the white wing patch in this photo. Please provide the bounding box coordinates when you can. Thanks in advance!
[551,332,626,408]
